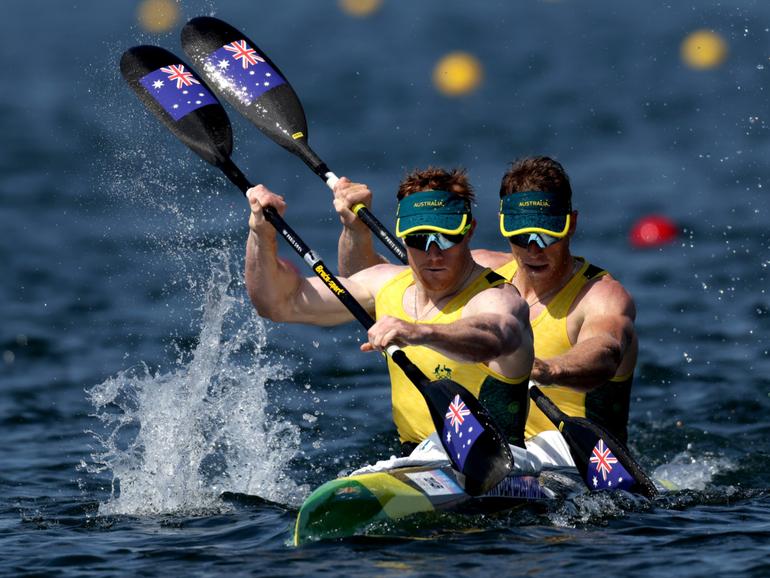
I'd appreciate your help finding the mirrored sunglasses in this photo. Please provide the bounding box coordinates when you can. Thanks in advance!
[404,227,469,252]
[508,232,562,249]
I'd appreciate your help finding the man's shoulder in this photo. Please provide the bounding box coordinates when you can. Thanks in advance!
[468,274,527,316]
[351,263,409,295]
[471,248,511,269]
[577,269,635,318]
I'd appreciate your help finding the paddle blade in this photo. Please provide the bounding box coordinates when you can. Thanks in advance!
[120,45,233,168]
[181,17,322,169]
[530,386,658,498]
[424,379,514,496]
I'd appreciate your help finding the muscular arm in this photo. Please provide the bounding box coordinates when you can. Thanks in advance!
[244,184,384,326]
[338,224,388,276]
[532,276,637,391]
[333,177,389,276]
[363,284,533,377]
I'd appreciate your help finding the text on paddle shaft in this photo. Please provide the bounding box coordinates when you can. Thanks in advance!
[282,229,304,254]
[314,265,346,296]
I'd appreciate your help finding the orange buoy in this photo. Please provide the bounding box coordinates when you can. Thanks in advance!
[629,215,678,247]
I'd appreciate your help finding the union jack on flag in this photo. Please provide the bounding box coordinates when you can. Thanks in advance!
[441,394,484,470]
[445,395,471,434]
[585,438,636,492]
[223,40,265,69]
[139,64,217,121]
[590,439,618,481]
[203,40,286,106]
[160,64,199,89]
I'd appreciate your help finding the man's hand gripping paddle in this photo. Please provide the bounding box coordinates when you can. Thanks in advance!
[120,45,513,496]
[530,384,658,498]
[180,16,408,265]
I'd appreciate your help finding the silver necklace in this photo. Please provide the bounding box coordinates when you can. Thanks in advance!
[522,258,579,308]
[412,264,477,321]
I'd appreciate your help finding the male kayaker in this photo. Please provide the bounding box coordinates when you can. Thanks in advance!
[333,156,637,467]
[245,167,534,456]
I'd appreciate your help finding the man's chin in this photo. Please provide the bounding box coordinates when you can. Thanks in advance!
[521,262,550,275]
[419,269,453,289]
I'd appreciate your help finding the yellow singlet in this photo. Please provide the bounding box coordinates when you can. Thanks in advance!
[375,268,530,446]
[495,258,634,443]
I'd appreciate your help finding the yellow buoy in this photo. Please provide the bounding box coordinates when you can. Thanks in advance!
[681,30,727,70]
[138,0,179,34]
[339,0,382,17]
[433,52,483,96]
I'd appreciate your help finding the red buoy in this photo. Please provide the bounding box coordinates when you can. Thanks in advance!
[629,215,678,248]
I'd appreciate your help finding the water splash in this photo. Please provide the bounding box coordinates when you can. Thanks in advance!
[652,450,735,492]
[548,488,649,528]
[85,250,307,516]
[547,450,739,527]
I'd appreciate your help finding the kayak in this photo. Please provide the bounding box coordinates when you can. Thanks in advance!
[293,464,584,545]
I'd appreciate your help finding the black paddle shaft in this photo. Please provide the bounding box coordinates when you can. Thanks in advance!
[180,16,408,265]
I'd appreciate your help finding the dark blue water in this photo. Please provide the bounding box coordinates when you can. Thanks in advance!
[3,1,770,575]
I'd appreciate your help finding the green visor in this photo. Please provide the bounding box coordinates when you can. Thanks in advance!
[396,190,472,236]
[499,191,571,238]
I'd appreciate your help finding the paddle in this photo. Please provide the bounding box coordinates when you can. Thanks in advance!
[529,384,658,498]
[179,16,409,265]
[120,44,513,496]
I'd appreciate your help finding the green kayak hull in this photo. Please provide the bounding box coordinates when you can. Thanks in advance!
[294,464,580,545]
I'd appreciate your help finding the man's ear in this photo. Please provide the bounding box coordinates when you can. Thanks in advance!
[466,218,477,240]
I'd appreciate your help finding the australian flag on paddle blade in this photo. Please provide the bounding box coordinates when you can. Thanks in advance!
[442,394,484,470]
[140,64,217,121]
[587,438,635,492]
[203,40,286,106]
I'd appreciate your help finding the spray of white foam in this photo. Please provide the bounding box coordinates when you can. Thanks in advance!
[548,447,738,527]
[548,488,647,528]
[652,449,735,492]
[84,250,307,516]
